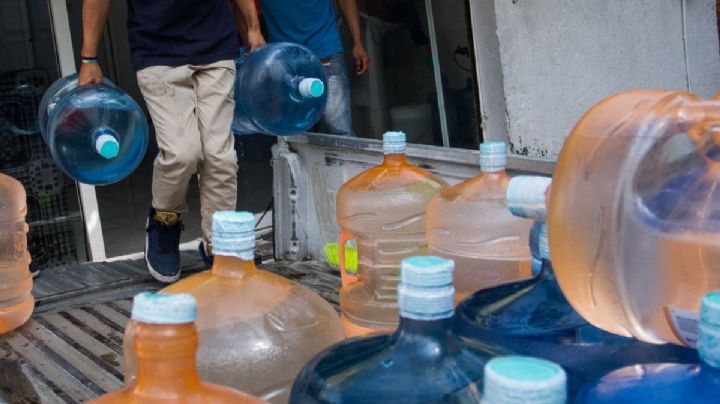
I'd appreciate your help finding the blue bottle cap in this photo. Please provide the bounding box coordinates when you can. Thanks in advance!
[383,131,407,154]
[484,356,567,404]
[131,292,197,324]
[479,142,507,172]
[94,128,120,159]
[506,176,552,220]
[538,223,550,261]
[699,290,720,367]
[211,211,255,260]
[299,78,325,99]
[397,256,454,321]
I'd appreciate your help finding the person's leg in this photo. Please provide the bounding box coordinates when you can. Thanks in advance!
[317,53,355,137]
[192,60,239,255]
[137,64,202,281]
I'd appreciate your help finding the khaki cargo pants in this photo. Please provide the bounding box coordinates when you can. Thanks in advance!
[136,60,238,243]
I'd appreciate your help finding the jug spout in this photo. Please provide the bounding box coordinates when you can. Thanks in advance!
[298,78,325,99]
[93,128,120,159]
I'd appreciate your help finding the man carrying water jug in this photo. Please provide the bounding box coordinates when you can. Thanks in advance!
[256,0,369,137]
[79,0,266,282]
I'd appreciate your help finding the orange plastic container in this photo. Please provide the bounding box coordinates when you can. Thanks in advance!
[507,89,720,346]
[0,172,33,334]
[336,131,449,336]
[92,292,265,403]
[124,211,343,403]
[426,142,534,302]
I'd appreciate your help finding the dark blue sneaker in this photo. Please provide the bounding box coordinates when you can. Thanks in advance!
[145,208,183,283]
[198,241,213,268]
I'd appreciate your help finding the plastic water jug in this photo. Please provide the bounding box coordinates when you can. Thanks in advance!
[233,43,327,136]
[506,89,720,346]
[123,211,344,403]
[483,356,567,404]
[576,290,720,403]
[336,131,449,336]
[426,142,533,301]
[0,172,33,333]
[92,293,266,403]
[455,220,698,398]
[37,73,148,185]
[290,256,503,403]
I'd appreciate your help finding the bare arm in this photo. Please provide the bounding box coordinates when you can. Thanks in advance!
[79,0,111,85]
[336,0,368,75]
[232,0,266,51]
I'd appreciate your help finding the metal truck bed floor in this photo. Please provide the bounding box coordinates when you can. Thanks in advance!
[0,256,340,403]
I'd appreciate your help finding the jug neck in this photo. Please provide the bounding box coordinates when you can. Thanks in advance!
[211,255,257,278]
[133,323,201,396]
[383,153,408,167]
[395,317,455,351]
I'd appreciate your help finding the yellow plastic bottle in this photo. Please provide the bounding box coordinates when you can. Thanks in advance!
[92,292,266,403]
[426,142,534,302]
[124,211,344,403]
[506,89,720,346]
[336,131,449,336]
[0,172,33,334]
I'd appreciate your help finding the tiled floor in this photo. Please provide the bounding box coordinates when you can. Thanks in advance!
[97,135,275,258]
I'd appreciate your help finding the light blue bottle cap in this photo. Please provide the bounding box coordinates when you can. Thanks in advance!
[398,256,454,321]
[299,78,325,98]
[94,129,120,159]
[212,211,255,260]
[383,131,407,154]
[131,292,197,324]
[507,176,552,220]
[538,223,550,261]
[699,290,720,367]
[479,142,507,172]
[484,356,567,404]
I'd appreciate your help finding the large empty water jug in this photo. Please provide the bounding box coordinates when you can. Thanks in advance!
[123,211,344,403]
[336,131,449,336]
[507,89,720,346]
[92,293,265,403]
[426,142,533,301]
[37,73,148,185]
[290,256,503,403]
[0,172,33,333]
[576,290,720,403]
[233,43,327,136]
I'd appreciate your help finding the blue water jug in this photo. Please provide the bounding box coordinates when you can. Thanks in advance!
[576,290,720,404]
[290,256,506,403]
[233,43,327,136]
[454,219,698,397]
[37,74,148,185]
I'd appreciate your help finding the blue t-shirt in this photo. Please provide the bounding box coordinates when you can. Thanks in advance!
[127,0,239,71]
[259,0,344,59]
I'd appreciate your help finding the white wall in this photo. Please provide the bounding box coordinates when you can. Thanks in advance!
[472,0,720,159]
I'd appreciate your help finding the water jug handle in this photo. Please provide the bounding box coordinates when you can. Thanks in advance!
[338,230,358,287]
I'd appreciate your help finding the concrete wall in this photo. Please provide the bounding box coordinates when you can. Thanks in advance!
[472,0,720,159]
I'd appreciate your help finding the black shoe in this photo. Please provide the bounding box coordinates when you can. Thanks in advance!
[144,208,183,283]
[198,241,213,268]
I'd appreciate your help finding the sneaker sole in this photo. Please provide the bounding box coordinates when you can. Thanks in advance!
[144,216,181,283]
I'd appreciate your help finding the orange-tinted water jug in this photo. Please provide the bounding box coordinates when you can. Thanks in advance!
[0,172,33,333]
[506,89,720,346]
[426,142,534,302]
[336,131,449,336]
[124,211,343,403]
[93,292,266,403]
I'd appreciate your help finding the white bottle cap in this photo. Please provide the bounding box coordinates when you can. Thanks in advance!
[506,176,552,220]
[538,222,550,261]
[383,131,407,154]
[131,292,197,324]
[94,129,120,159]
[479,142,507,172]
[298,78,325,98]
[484,356,567,404]
[397,256,455,321]
[212,211,255,260]
[699,290,720,367]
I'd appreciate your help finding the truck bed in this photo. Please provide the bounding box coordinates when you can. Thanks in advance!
[0,253,340,403]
